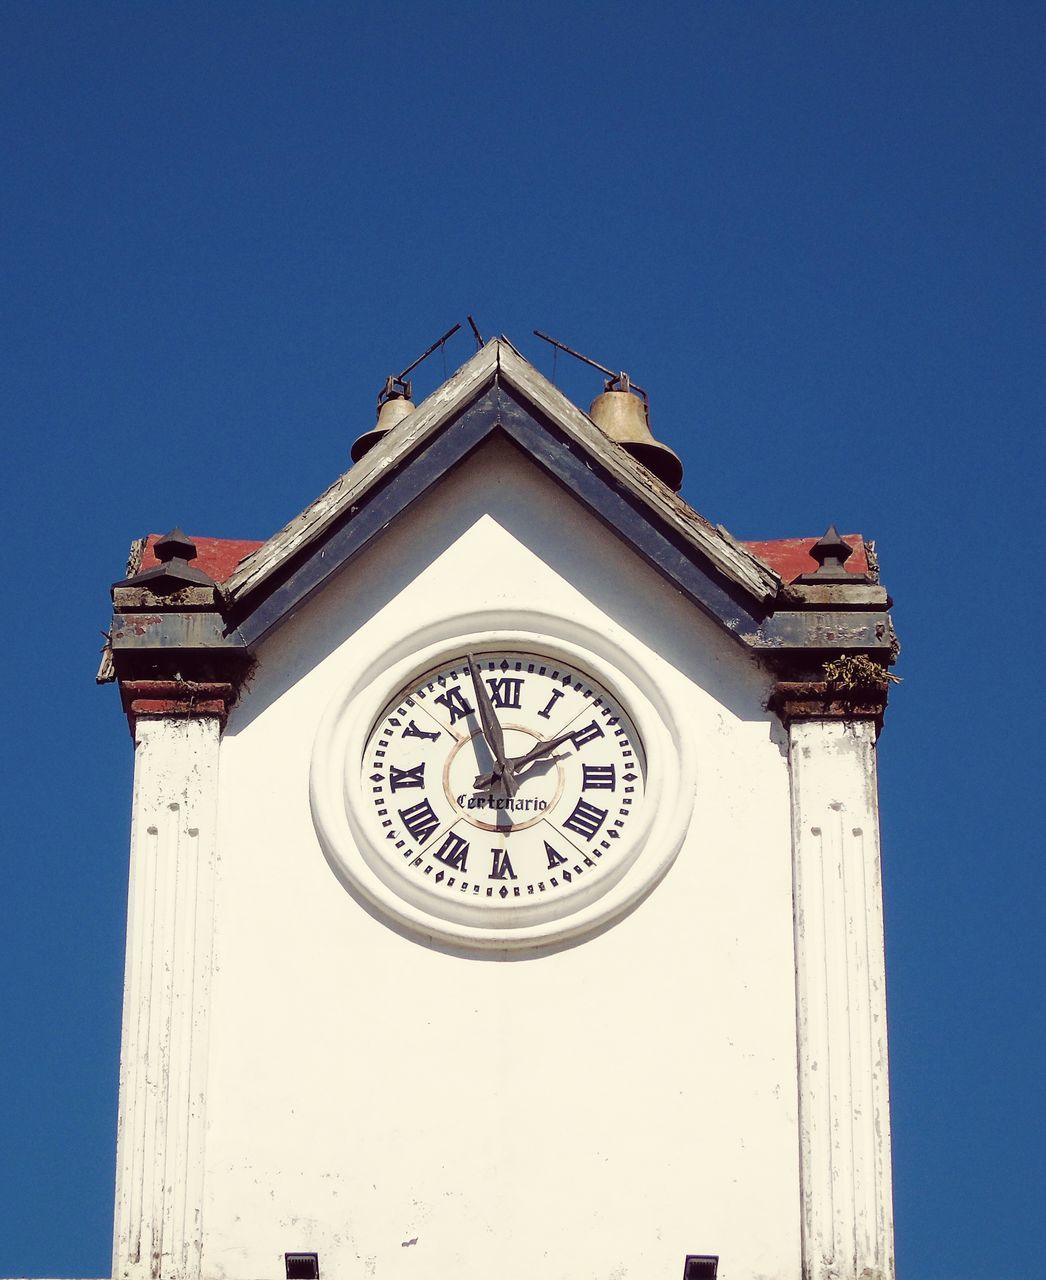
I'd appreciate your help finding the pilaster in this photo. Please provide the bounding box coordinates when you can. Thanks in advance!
[788,718,895,1280]
[112,715,220,1280]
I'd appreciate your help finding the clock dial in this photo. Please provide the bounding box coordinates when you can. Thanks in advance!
[361,650,647,922]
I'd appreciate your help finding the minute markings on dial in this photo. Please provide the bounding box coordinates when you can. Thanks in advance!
[364,651,644,905]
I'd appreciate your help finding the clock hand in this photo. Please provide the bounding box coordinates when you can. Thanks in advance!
[473,728,577,789]
[509,729,577,770]
[466,654,518,797]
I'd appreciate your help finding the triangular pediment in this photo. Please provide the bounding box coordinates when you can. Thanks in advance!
[104,337,896,720]
[222,339,786,647]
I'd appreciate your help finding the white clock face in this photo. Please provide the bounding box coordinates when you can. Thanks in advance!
[360,650,647,925]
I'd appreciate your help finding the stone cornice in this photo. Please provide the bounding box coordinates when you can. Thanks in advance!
[770,680,889,727]
[119,679,237,732]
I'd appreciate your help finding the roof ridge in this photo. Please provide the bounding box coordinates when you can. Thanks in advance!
[222,339,779,612]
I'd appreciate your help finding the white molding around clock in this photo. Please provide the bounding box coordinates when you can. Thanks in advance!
[310,610,695,953]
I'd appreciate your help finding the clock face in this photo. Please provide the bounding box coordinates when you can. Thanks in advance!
[360,650,647,925]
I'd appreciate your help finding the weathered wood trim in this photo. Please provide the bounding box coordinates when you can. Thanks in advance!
[222,339,780,610]
[223,342,503,599]
[222,378,897,661]
[230,386,504,645]
[102,343,895,691]
[113,585,219,610]
[98,539,150,683]
[492,383,772,636]
[753,610,895,656]
[111,612,245,652]
[496,343,780,601]
[228,383,775,648]
[107,616,250,730]
[783,582,891,608]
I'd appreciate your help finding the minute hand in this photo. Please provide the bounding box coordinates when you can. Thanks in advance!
[467,654,518,796]
[473,729,577,789]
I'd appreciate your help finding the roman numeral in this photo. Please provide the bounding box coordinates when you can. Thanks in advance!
[433,684,474,724]
[399,798,440,845]
[486,677,523,709]
[402,719,440,741]
[537,688,565,720]
[582,764,616,790]
[544,841,568,870]
[489,848,517,880]
[433,831,469,872]
[562,798,608,841]
[389,763,425,791]
[570,720,605,748]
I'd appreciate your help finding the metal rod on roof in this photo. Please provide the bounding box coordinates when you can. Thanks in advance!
[533,330,616,378]
[397,322,462,382]
[467,315,484,348]
[532,329,646,399]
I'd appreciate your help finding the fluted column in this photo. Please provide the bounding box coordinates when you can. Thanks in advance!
[112,715,220,1280]
[789,719,895,1280]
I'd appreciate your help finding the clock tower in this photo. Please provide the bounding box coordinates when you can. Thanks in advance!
[102,336,898,1280]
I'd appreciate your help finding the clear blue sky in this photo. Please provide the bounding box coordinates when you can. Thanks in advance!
[1,3,1043,1277]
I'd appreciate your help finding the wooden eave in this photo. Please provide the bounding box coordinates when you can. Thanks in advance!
[223,340,780,604]
[102,337,896,672]
[103,340,898,704]
[219,339,808,647]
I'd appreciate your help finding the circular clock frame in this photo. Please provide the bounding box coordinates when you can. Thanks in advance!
[309,612,694,952]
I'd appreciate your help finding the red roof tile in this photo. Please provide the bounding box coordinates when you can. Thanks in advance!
[140,532,869,588]
[141,535,263,584]
[741,535,869,583]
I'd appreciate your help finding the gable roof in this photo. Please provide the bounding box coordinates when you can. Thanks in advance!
[216,339,807,648]
[224,339,777,606]
[105,336,896,693]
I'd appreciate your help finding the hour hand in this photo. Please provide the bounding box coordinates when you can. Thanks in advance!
[474,728,577,790]
[467,654,518,796]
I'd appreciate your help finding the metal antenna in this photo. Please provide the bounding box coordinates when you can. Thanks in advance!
[532,330,647,403]
[467,315,484,349]
[380,322,462,407]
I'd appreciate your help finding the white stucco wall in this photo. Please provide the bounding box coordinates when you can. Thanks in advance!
[201,440,800,1280]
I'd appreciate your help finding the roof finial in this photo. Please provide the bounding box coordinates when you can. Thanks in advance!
[153,528,198,564]
[810,525,852,572]
[796,525,867,583]
[113,528,215,592]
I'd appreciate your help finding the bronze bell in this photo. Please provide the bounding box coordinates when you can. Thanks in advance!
[588,374,683,491]
[350,376,417,463]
